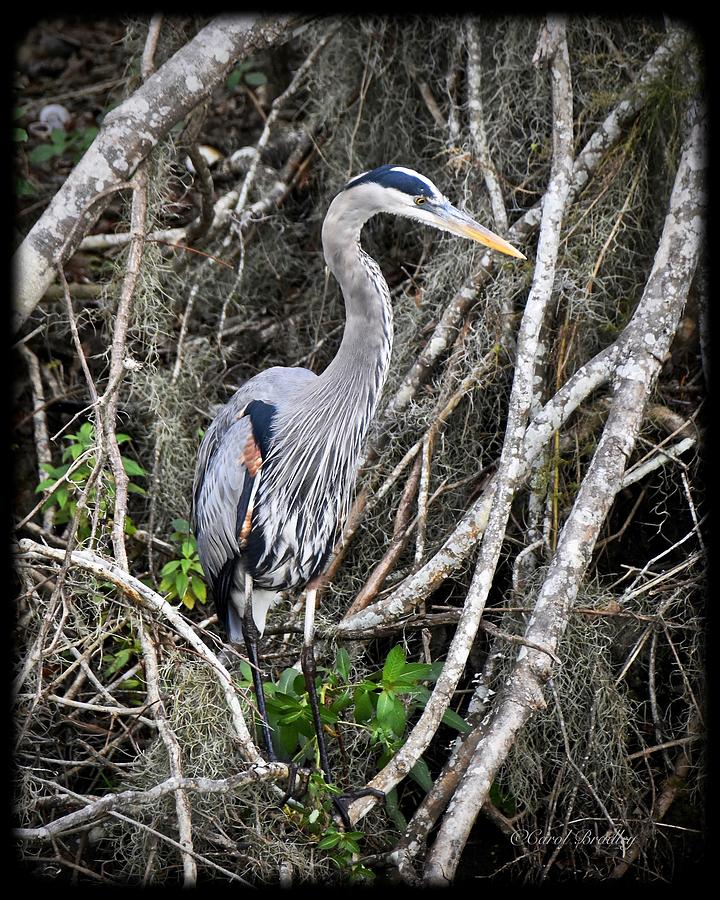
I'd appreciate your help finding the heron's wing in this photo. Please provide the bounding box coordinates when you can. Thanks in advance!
[191,366,317,632]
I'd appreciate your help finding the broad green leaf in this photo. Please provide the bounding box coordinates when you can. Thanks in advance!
[376,690,395,727]
[244,70,268,87]
[28,143,60,163]
[394,663,435,682]
[441,707,471,733]
[353,686,374,722]
[335,647,350,681]
[122,457,147,477]
[317,832,341,850]
[161,560,181,575]
[382,645,406,684]
[192,576,206,603]
[277,667,301,695]
[409,758,433,792]
[175,572,189,599]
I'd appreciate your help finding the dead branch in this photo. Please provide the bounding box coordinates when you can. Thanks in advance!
[345,17,575,827]
[15,762,289,843]
[421,86,706,885]
[16,537,262,764]
[13,13,306,330]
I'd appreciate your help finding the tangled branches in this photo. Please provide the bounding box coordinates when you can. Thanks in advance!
[13,14,706,885]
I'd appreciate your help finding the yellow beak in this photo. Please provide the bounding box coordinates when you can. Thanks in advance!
[440,203,526,259]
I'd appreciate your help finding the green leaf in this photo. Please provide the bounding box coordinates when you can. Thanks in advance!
[441,707,471,733]
[28,142,60,163]
[394,662,435,683]
[172,518,190,533]
[192,576,206,603]
[353,686,375,722]
[16,177,37,198]
[277,667,302,695]
[127,482,146,495]
[56,486,69,509]
[335,647,350,681]
[317,832,341,850]
[376,690,395,727]
[13,127,28,142]
[409,758,433,792]
[180,558,192,574]
[115,433,131,444]
[181,539,195,557]
[161,560,181,575]
[226,68,244,90]
[244,70,268,87]
[238,661,253,684]
[382,645,406,685]
[383,787,407,831]
[175,572,189,599]
[122,456,147,477]
[276,724,299,757]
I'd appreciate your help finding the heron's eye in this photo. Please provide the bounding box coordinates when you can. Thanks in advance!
[414,196,427,206]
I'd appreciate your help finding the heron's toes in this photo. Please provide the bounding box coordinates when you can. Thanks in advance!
[332,787,386,829]
[277,762,301,808]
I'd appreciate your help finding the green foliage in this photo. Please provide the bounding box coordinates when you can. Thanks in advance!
[226,60,268,91]
[158,518,206,610]
[241,643,469,774]
[27,125,99,165]
[282,772,374,883]
[35,422,147,539]
[236,644,470,877]
[103,633,143,696]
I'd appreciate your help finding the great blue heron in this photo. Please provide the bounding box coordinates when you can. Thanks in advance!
[191,164,524,810]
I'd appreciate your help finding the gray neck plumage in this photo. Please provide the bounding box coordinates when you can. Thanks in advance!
[263,193,394,533]
[314,193,394,430]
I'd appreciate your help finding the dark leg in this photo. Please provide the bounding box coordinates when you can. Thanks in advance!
[300,588,385,828]
[300,588,333,780]
[243,573,276,761]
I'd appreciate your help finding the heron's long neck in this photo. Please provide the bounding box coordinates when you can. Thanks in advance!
[313,201,394,435]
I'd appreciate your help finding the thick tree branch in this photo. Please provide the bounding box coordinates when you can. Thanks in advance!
[345,17,574,826]
[422,89,706,885]
[12,13,305,331]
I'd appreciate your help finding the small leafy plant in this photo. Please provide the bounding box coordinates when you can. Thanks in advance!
[158,519,206,610]
[27,125,99,166]
[238,644,470,878]
[35,422,147,538]
[226,60,268,91]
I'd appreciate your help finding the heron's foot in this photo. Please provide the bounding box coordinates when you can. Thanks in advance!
[331,787,386,829]
[277,762,301,808]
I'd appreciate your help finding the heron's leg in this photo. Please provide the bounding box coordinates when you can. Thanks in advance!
[300,588,333,781]
[299,588,384,828]
[243,573,276,762]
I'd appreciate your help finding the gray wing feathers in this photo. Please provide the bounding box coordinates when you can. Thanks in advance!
[191,365,318,582]
[192,413,252,582]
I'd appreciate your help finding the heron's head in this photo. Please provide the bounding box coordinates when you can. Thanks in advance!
[339,164,525,259]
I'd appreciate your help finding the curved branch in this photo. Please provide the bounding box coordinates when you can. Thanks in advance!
[423,88,707,886]
[12,13,305,331]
